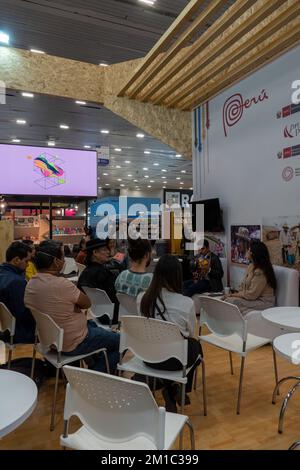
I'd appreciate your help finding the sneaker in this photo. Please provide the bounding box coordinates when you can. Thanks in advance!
[162,387,177,413]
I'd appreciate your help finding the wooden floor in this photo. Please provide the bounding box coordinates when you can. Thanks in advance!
[1,342,300,450]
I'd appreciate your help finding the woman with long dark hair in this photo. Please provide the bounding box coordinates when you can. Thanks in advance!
[224,240,276,314]
[137,254,202,413]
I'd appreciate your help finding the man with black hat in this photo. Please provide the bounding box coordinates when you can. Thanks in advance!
[77,238,119,324]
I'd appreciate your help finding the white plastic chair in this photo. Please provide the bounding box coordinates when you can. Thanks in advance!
[82,287,115,328]
[0,302,16,369]
[118,315,207,416]
[272,333,300,434]
[75,262,85,276]
[62,257,78,275]
[30,308,109,431]
[199,296,275,414]
[116,293,138,321]
[60,365,195,450]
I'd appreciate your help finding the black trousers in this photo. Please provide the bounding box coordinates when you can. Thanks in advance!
[144,337,202,393]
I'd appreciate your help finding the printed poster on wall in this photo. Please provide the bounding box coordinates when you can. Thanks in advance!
[263,215,300,270]
[205,232,226,258]
[231,225,261,266]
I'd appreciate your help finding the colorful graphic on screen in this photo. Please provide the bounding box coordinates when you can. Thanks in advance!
[0,144,97,197]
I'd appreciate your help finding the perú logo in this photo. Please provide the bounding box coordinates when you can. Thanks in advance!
[284,122,300,138]
[282,166,294,182]
[292,339,300,365]
[223,89,269,137]
[0,340,5,365]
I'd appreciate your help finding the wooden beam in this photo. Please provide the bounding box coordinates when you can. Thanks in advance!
[117,0,206,97]
[167,0,298,108]
[180,19,300,110]
[154,0,285,106]
[128,0,225,99]
[137,0,258,102]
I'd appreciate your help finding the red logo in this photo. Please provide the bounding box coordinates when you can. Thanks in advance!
[282,166,294,182]
[223,89,269,137]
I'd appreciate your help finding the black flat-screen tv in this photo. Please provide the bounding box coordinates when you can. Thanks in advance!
[191,198,224,232]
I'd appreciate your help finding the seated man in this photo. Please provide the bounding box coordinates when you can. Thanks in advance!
[0,241,35,343]
[183,239,224,297]
[24,240,120,373]
[77,238,119,324]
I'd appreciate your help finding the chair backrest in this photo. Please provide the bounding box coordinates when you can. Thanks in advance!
[273,265,299,307]
[117,293,138,318]
[82,287,114,320]
[75,262,85,275]
[0,302,16,336]
[63,257,78,275]
[120,315,188,366]
[63,365,165,449]
[30,308,63,352]
[199,296,247,341]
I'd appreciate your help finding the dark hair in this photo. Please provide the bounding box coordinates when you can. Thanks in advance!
[128,238,152,262]
[250,240,277,290]
[22,239,34,247]
[35,240,63,270]
[140,255,183,319]
[64,245,72,257]
[203,239,209,249]
[6,241,32,262]
[79,238,86,251]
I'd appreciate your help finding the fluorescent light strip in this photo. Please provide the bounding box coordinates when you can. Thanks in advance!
[22,92,34,98]
[30,48,45,54]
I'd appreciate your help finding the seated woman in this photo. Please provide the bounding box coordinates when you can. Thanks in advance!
[137,254,202,413]
[224,240,276,314]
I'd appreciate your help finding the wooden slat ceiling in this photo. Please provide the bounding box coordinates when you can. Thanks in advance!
[118,0,300,110]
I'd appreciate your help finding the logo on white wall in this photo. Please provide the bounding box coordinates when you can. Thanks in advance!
[222,89,269,137]
[284,122,300,138]
[282,166,294,182]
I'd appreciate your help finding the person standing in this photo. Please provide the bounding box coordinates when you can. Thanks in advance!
[279,223,292,264]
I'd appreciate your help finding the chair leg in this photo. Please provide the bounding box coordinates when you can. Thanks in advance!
[289,440,300,450]
[193,367,198,391]
[272,348,279,396]
[50,368,60,432]
[236,356,246,415]
[272,376,300,404]
[7,348,12,370]
[30,347,37,379]
[278,380,300,434]
[201,359,207,416]
[179,383,186,450]
[229,352,234,375]
[185,419,195,450]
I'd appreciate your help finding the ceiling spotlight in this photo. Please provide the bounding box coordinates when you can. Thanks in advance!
[105,183,110,186]
[136,133,144,138]
[120,184,125,187]
[176,177,180,180]
[0,31,9,45]
[125,160,131,164]
[16,119,26,125]
[162,176,166,179]
[180,182,184,185]
[161,169,167,172]
[114,148,122,152]
[190,187,193,190]
[134,180,138,183]
[76,100,86,105]
[150,180,155,183]
[30,48,45,54]
[59,124,69,129]
[12,139,20,143]
[117,179,122,182]
[181,170,186,173]
[175,154,182,158]
[22,92,34,98]
[143,167,148,171]
[103,173,108,176]
[144,175,149,178]
[48,141,55,146]
[101,129,109,134]
[153,163,159,166]
[138,0,155,5]
[144,150,151,155]
[127,174,132,177]
[147,185,152,188]
[116,165,121,169]
[84,145,91,149]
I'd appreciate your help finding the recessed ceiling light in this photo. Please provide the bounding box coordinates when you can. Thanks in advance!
[175,154,182,158]
[127,174,132,177]
[150,180,155,183]
[181,170,186,173]
[103,173,108,176]
[139,0,155,5]
[16,119,26,125]
[48,141,55,146]
[114,148,122,152]
[125,160,131,164]
[84,145,91,149]
[76,100,86,105]
[60,124,69,129]
[98,186,102,189]
[176,177,181,180]
[143,167,148,171]
[117,179,122,182]
[120,184,125,187]
[105,183,110,186]
[116,165,121,169]
[161,169,167,172]
[30,48,45,54]
[134,179,138,183]
[153,163,159,166]
[99,63,108,67]
[136,133,144,138]
[21,92,34,98]
[190,187,193,190]
[12,139,20,143]
[180,182,184,185]
[162,176,166,179]
[147,185,152,188]
[0,31,9,45]
[101,129,109,134]
[144,175,149,178]
[144,150,151,155]
[163,186,166,189]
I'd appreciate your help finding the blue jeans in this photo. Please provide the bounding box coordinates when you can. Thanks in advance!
[183,279,210,297]
[64,320,120,373]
